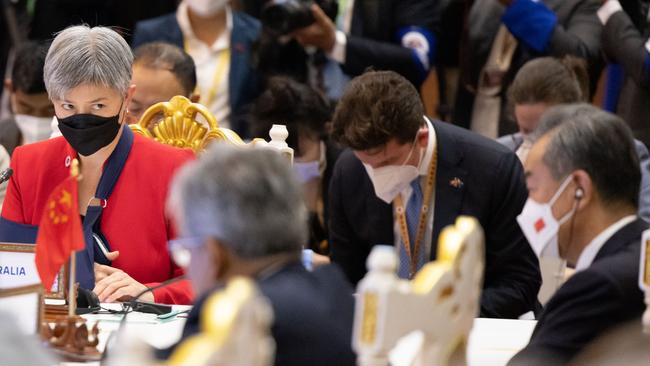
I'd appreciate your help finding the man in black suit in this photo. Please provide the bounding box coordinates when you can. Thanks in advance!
[166,143,356,365]
[328,70,541,319]
[291,0,438,88]
[509,104,647,365]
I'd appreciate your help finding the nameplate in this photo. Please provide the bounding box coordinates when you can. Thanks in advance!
[0,284,42,334]
[0,243,65,299]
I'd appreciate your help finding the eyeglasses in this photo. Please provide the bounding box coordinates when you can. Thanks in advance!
[168,236,204,268]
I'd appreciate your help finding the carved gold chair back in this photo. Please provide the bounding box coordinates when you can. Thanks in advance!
[129,95,244,153]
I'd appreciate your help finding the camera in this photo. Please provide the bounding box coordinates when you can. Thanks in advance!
[261,0,338,36]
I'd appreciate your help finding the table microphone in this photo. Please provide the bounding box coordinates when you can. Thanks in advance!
[0,168,13,184]
[102,275,187,360]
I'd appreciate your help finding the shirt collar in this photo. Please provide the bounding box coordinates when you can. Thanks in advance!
[574,215,637,271]
[418,116,437,176]
[176,2,233,51]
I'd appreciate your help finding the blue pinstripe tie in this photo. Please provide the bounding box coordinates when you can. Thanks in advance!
[398,178,425,278]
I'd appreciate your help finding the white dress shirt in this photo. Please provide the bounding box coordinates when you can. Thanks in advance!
[392,117,437,260]
[177,3,233,128]
[0,145,9,211]
[574,215,637,271]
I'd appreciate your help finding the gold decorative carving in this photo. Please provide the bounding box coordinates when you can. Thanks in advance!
[130,95,244,153]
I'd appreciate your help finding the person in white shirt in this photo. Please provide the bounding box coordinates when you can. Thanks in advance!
[510,103,647,365]
[0,145,9,209]
[132,0,261,138]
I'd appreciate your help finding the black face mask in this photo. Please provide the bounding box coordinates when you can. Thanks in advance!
[57,110,123,156]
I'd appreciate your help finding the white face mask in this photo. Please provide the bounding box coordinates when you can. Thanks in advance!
[185,0,228,17]
[14,114,54,144]
[363,139,423,204]
[517,176,576,258]
[294,161,320,183]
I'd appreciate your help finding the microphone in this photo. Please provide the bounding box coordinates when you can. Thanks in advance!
[0,168,13,184]
[102,275,187,360]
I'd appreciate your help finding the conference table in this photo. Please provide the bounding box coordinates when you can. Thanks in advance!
[59,303,537,366]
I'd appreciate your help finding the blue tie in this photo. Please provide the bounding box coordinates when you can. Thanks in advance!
[398,178,425,278]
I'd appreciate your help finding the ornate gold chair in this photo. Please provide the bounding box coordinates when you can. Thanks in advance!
[130,96,294,162]
[129,95,245,153]
[353,216,485,366]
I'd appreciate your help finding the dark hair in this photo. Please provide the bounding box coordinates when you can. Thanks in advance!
[11,41,48,94]
[534,104,640,209]
[251,77,331,155]
[508,56,589,107]
[331,70,424,150]
[133,42,196,96]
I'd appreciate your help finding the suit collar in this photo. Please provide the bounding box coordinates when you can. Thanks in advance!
[430,120,467,259]
[593,218,648,263]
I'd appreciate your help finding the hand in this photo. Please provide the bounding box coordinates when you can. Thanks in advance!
[94,250,120,282]
[312,253,331,268]
[291,4,336,52]
[93,263,153,303]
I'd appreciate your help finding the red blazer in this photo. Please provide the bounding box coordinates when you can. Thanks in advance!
[1,133,194,304]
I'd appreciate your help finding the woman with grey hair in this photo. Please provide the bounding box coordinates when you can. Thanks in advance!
[0,25,195,304]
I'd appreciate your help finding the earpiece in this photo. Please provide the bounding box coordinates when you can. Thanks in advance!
[575,188,584,199]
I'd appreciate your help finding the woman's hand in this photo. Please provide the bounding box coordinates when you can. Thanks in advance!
[93,262,153,303]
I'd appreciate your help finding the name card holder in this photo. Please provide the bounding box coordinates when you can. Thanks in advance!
[0,242,66,299]
[0,284,43,334]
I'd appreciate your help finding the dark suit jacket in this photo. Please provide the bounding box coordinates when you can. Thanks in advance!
[309,140,344,254]
[509,218,648,365]
[132,11,261,138]
[602,10,650,148]
[342,0,438,86]
[329,120,541,318]
[454,0,603,135]
[170,262,356,366]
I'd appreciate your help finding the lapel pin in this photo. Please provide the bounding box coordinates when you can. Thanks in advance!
[449,177,463,189]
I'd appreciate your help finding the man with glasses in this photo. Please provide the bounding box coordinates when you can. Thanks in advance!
[166,143,356,366]
[509,104,648,364]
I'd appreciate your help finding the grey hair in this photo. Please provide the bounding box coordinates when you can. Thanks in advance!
[532,103,640,207]
[170,143,308,259]
[44,25,133,100]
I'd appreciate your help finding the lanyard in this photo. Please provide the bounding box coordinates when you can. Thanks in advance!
[393,146,438,279]
[184,40,230,107]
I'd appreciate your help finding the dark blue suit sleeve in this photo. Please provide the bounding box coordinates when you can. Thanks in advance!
[342,0,438,86]
[481,151,541,318]
[328,155,370,285]
[509,269,642,365]
[603,10,650,89]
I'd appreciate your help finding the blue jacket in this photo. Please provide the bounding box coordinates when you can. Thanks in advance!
[132,11,261,138]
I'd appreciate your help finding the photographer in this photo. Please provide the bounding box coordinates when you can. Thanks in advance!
[258,0,438,89]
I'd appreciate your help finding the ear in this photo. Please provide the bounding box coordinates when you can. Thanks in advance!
[572,170,593,211]
[207,238,231,281]
[121,85,137,124]
[189,93,201,103]
[4,79,12,92]
[416,126,429,149]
